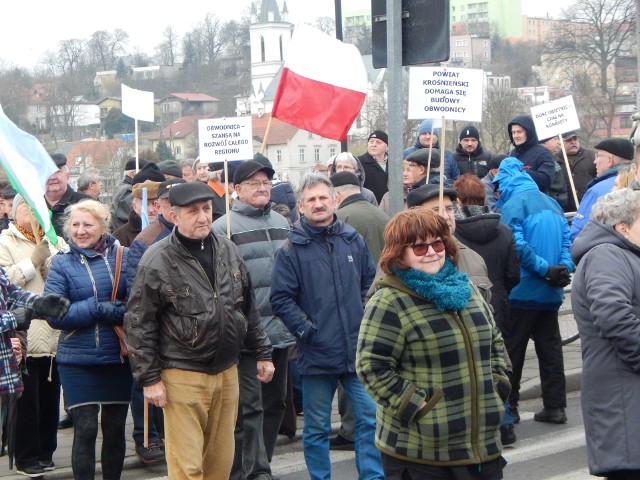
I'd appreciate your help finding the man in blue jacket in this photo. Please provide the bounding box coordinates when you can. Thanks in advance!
[270,174,383,480]
[494,157,574,425]
[570,137,634,242]
[507,115,556,193]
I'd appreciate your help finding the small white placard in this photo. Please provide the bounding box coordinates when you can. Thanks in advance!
[408,67,484,122]
[198,116,253,163]
[530,96,581,140]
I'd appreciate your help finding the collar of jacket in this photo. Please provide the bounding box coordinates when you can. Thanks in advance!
[67,234,118,258]
[157,214,174,229]
[588,162,625,188]
[231,199,272,218]
[168,227,221,259]
[289,216,355,245]
[338,193,367,210]
[455,142,484,158]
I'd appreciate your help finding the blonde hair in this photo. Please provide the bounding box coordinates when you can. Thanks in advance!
[62,199,110,238]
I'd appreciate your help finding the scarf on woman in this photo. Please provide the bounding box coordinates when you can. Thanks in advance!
[394,257,471,312]
[14,223,44,244]
[92,234,109,255]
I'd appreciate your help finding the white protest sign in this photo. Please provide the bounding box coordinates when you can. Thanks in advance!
[530,96,580,140]
[408,67,484,122]
[198,116,253,163]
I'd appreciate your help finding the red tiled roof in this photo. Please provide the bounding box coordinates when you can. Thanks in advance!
[169,92,219,102]
[148,115,209,141]
[252,114,299,146]
[66,139,129,168]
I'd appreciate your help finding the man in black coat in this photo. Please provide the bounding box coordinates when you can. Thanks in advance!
[357,130,388,203]
[453,125,493,178]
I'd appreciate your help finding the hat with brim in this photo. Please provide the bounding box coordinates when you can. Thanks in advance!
[169,182,216,207]
[157,160,183,178]
[594,138,634,161]
[158,178,186,200]
[132,180,161,200]
[233,160,275,185]
[330,171,360,188]
[405,148,441,169]
[407,184,457,208]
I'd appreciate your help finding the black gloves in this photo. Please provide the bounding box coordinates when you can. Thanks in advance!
[545,266,571,288]
[96,301,126,323]
[32,294,70,320]
[13,307,32,331]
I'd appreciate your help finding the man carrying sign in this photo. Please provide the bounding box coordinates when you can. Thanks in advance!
[556,131,596,212]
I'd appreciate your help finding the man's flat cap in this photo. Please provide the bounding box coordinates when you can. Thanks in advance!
[407,184,457,208]
[51,153,67,167]
[158,178,185,200]
[594,138,634,161]
[168,181,215,207]
[405,148,441,169]
[124,157,149,171]
[233,160,275,185]
[330,171,360,188]
[157,160,183,178]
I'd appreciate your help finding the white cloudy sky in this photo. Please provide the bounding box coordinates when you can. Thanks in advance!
[1,0,567,70]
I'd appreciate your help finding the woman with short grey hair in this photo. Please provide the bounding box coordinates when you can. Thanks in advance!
[571,188,640,479]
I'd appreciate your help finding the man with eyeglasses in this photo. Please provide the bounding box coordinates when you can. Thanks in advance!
[555,131,596,212]
[213,160,293,480]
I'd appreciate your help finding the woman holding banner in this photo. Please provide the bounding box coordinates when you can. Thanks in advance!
[0,194,65,477]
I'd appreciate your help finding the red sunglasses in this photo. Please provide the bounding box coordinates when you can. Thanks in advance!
[408,239,445,256]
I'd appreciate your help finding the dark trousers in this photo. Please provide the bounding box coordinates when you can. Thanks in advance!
[230,348,289,480]
[382,452,505,480]
[15,357,61,469]
[70,403,129,480]
[504,308,566,409]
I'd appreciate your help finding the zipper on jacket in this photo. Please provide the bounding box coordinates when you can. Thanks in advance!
[80,255,102,349]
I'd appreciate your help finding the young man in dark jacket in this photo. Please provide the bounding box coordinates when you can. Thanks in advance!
[507,115,555,193]
[358,130,389,203]
[453,125,493,178]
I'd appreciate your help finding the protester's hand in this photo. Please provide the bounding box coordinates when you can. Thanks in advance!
[144,381,167,408]
[256,360,275,383]
[13,307,32,331]
[545,265,571,288]
[96,301,126,323]
[32,294,70,319]
[10,337,22,364]
[30,239,50,268]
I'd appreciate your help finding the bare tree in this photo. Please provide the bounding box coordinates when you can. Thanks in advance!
[201,13,225,65]
[482,85,527,154]
[55,39,86,78]
[546,0,636,94]
[88,29,129,71]
[314,16,335,36]
[156,26,179,66]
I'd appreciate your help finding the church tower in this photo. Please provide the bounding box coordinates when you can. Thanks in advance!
[248,0,293,115]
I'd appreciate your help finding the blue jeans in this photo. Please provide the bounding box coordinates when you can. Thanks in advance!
[301,373,383,480]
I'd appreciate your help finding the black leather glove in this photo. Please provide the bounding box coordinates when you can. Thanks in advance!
[12,307,32,331]
[32,294,70,320]
[545,265,571,288]
[96,301,126,323]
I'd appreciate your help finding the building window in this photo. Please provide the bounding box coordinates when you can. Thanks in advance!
[260,37,265,62]
[174,146,181,157]
[276,149,282,163]
[314,147,321,163]
[330,147,336,157]
[299,148,306,163]
[279,36,284,61]
[595,119,606,129]
[308,132,314,139]
[620,116,633,128]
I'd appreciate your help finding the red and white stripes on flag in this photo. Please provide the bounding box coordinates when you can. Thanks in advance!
[271,23,368,142]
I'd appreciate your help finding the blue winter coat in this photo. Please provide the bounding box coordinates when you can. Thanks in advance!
[508,115,555,193]
[44,236,128,366]
[569,164,621,242]
[270,217,376,375]
[494,158,574,311]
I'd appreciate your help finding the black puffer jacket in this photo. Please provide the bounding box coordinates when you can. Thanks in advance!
[453,143,493,178]
[125,230,272,387]
[454,205,520,330]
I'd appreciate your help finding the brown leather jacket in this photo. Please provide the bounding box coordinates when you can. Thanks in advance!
[124,230,272,387]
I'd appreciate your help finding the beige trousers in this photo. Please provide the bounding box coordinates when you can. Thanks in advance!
[162,366,239,480]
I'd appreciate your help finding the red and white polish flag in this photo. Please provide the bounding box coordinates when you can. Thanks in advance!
[271,23,368,142]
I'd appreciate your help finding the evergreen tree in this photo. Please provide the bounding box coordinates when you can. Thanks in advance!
[115,58,128,79]
[155,139,175,160]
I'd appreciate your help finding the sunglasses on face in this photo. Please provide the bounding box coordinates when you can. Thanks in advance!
[408,239,446,256]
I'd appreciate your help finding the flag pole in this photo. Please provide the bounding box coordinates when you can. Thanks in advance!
[224,159,231,239]
[426,122,435,183]
[28,208,41,243]
[135,119,140,172]
[439,116,446,215]
[559,133,579,211]
[260,116,274,154]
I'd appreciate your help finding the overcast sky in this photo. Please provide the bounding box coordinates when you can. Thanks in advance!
[1,0,567,70]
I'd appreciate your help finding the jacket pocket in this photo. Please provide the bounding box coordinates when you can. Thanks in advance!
[414,389,444,421]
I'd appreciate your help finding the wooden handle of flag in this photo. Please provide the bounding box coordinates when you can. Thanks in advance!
[558,133,580,212]
[426,122,435,183]
[144,398,149,448]
[260,116,274,154]
[438,117,446,214]
[224,159,231,239]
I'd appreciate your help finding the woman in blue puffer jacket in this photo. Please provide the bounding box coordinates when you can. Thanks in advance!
[45,199,131,480]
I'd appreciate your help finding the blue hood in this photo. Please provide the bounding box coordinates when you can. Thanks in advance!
[493,157,540,208]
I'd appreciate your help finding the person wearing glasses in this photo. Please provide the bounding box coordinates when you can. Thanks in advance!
[357,208,510,480]
[327,152,379,206]
[212,160,293,480]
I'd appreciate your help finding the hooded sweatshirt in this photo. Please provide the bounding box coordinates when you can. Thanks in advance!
[329,155,379,206]
[507,115,555,193]
[494,157,573,311]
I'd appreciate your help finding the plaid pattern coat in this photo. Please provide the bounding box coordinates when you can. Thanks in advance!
[0,268,39,398]
[356,274,510,466]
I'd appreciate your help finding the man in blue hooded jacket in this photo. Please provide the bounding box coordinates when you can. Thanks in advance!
[493,157,574,425]
[507,115,556,193]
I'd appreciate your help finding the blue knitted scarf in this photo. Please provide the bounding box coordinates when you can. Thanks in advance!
[394,258,471,312]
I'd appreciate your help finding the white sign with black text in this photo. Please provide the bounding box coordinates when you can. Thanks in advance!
[198,116,253,163]
[408,67,484,122]
[530,96,580,141]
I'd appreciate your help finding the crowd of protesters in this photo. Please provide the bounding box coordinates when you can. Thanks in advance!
[0,113,638,480]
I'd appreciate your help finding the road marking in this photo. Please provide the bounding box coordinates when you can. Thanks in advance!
[271,450,355,475]
[545,468,594,480]
[503,426,586,465]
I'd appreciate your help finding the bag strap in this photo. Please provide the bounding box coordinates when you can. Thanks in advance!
[111,246,124,302]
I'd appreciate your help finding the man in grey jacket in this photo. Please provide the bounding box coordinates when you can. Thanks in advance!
[213,160,292,480]
[125,181,274,480]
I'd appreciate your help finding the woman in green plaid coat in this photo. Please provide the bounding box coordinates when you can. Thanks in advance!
[356,208,510,480]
